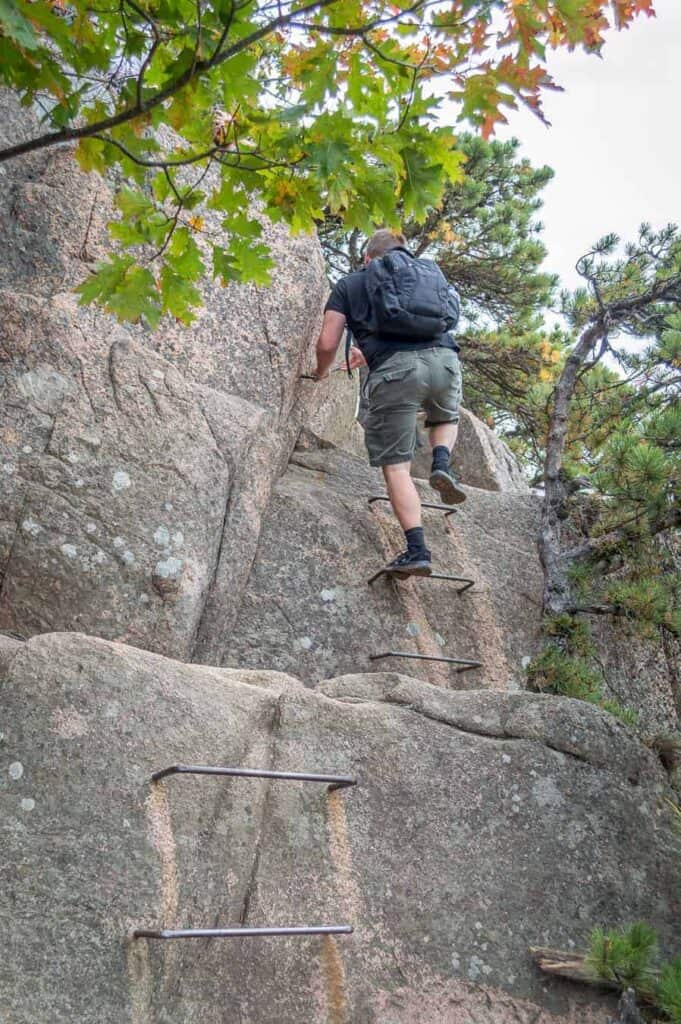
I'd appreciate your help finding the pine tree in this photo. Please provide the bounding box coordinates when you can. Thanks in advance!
[529,226,681,716]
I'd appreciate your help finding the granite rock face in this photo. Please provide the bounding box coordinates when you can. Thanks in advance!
[0,91,335,660]
[217,432,544,690]
[2,632,679,1024]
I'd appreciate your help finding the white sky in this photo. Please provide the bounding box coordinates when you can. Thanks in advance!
[458,0,681,294]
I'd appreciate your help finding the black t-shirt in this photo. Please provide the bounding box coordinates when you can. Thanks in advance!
[324,265,460,371]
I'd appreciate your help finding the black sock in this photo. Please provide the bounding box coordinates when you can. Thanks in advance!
[431,445,450,472]
[405,526,426,554]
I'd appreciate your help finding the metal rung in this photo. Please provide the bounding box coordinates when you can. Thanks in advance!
[151,765,357,791]
[369,651,482,674]
[367,567,474,590]
[134,925,353,941]
[368,495,456,517]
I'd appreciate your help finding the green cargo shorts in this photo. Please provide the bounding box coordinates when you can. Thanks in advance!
[364,347,462,467]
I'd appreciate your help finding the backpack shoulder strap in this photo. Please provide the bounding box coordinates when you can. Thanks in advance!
[344,326,354,378]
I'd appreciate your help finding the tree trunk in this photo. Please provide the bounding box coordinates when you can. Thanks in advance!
[538,322,603,617]
[609,989,645,1024]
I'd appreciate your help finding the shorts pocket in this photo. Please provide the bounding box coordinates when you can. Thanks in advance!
[368,365,415,398]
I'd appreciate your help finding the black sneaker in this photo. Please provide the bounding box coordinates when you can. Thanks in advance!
[429,467,467,505]
[385,549,432,577]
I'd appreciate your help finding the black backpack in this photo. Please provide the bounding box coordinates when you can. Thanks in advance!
[366,247,453,340]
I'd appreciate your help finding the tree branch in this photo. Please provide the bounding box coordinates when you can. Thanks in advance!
[0,0,341,165]
[566,506,681,565]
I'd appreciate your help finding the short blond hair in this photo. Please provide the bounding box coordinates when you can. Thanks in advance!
[366,228,407,260]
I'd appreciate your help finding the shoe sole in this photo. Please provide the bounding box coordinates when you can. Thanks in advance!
[389,563,432,577]
[429,469,467,505]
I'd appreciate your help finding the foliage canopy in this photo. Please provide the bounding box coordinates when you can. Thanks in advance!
[0,0,655,324]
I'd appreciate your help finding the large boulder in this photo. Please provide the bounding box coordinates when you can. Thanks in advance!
[2,632,678,1023]
[411,408,530,493]
[0,91,342,660]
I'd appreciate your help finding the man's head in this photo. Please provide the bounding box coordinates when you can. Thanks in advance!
[365,228,407,262]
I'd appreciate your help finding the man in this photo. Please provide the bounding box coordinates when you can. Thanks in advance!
[312,228,465,577]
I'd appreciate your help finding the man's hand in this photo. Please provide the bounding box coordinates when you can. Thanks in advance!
[338,346,367,373]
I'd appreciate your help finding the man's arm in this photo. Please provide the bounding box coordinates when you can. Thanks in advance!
[313,310,347,379]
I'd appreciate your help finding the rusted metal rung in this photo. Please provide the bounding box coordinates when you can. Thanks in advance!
[134,925,353,941]
[151,765,356,792]
[368,495,456,517]
[367,568,474,590]
[369,651,482,674]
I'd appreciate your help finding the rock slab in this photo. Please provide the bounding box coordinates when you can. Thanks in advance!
[2,632,679,1024]
[0,91,329,660]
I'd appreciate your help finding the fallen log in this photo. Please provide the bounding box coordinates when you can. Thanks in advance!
[529,947,612,988]
[530,948,657,1012]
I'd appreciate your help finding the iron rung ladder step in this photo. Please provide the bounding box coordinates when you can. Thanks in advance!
[368,494,457,517]
[151,765,356,791]
[134,925,353,941]
[367,567,474,590]
[369,651,481,674]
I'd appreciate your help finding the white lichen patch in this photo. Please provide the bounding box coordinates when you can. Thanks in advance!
[3,462,15,474]
[172,531,184,547]
[531,776,565,808]
[297,636,313,650]
[467,956,484,981]
[153,526,171,547]
[112,470,131,492]
[52,708,89,739]
[164,502,173,512]
[8,761,24,780]
[66,452,79,464]
[122,550,136,566]
[85,522,97,534]
[501,754,512,765]
[113,536,124,548]
[20,798,35,812]
[22,445,33,454]
[21,518,42,537]
[321,589,336,603]
[61,543,78,559]
[154,556,183,579]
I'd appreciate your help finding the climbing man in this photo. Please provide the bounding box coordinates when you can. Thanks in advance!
[312,228,465,577]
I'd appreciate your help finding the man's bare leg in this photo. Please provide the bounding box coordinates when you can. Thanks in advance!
[429,420,466,504]
[383,461,421,531]
[381,461,431,574]
[429,421,458,453]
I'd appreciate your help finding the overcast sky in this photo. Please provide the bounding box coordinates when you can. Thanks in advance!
[462,0,680,294]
